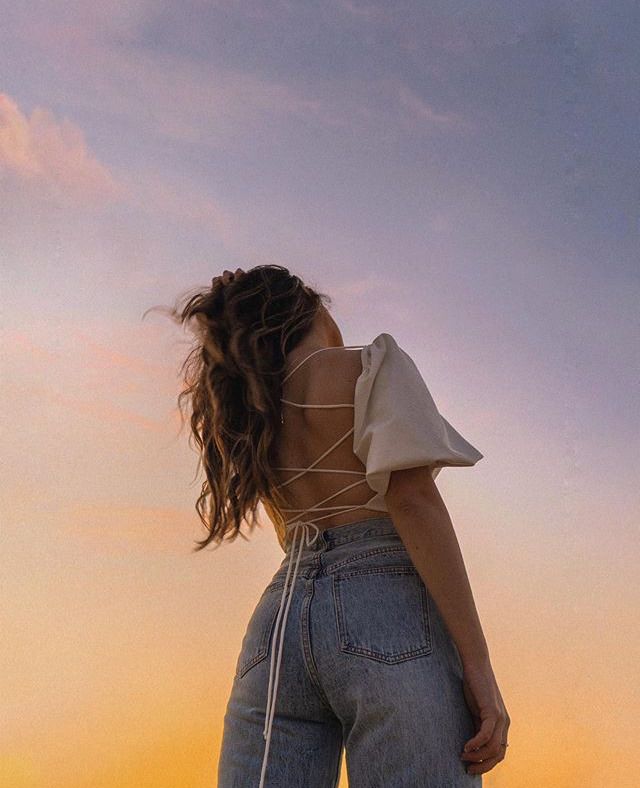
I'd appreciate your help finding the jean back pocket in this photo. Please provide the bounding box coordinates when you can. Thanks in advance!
[234,582,284,680]
[332,566,432,663]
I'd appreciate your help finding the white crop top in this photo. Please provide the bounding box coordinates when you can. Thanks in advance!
[353,331,484,500]
[274,331,484,539]
[258,332,484,787]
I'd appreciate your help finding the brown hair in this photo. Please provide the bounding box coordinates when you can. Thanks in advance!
[145,264,331,551]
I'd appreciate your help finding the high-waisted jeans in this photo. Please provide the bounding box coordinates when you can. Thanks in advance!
[217,516,481,787]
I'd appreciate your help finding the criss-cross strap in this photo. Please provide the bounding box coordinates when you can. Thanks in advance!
[274,467,366,475]
[282,343,364,385]
[274,426,356,487]
[281,399,355,408]
[280,476,372,522]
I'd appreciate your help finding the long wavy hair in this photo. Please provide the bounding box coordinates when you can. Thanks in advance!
[146,264,331,552]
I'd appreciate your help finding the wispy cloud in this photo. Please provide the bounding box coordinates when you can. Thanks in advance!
[116,165,240,244]
[5,7,469,146]
[333,0,386,22]
[3,322,180,433]
[392,80,470,130]
[0,92,122,203]
[0,91,240,248]
[60,502,199,554]
[19,379,165,432]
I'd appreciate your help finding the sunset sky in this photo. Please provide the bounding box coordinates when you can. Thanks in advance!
[2,2,639,787]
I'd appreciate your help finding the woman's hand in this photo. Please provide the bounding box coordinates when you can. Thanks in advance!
[459,660,511,776]
[213,268,245,288]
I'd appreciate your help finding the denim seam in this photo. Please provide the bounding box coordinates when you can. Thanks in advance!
[321,545,408,575]
[300,575,335,714]
[325,528,398,548]
[334,565,419,580]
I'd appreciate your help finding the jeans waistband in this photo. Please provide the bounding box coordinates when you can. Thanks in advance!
[283,515,399,553]
[271,515,406,588]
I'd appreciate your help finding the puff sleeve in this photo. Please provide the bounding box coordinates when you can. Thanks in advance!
[353,333,483,507]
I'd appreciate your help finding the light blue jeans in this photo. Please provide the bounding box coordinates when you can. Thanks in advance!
[218,516,481,787]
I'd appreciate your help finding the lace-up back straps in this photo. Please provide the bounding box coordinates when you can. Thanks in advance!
[277,343,366,484]
[275,342,376,529]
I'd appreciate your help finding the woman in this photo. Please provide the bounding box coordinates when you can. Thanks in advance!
[165,265,509,786]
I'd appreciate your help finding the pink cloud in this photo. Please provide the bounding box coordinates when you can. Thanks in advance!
[5,331,63,363]
[0,92,123,204]
[67,328,176,378]
[25,380,166,432]
[0,90,239,247]
[3,322,182,431]
[59,502,206,554]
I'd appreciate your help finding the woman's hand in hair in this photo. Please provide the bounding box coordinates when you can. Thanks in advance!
[214,268,245,287]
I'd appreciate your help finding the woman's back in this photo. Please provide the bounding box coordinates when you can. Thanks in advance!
[273,344,383,530]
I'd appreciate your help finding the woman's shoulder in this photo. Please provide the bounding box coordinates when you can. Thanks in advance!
[315,332,404,390]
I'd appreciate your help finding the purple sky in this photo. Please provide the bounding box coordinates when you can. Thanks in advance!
[2,3,639,785]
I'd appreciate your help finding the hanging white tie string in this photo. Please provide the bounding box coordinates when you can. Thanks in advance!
[259,519,320,788]
[258,342,366,786]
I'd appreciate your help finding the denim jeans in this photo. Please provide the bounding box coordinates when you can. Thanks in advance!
[218,516,481,787]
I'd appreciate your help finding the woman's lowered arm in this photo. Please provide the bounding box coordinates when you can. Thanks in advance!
[384,465,510,776]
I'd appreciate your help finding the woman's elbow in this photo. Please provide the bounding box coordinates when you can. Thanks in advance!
[384,465,445,516]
